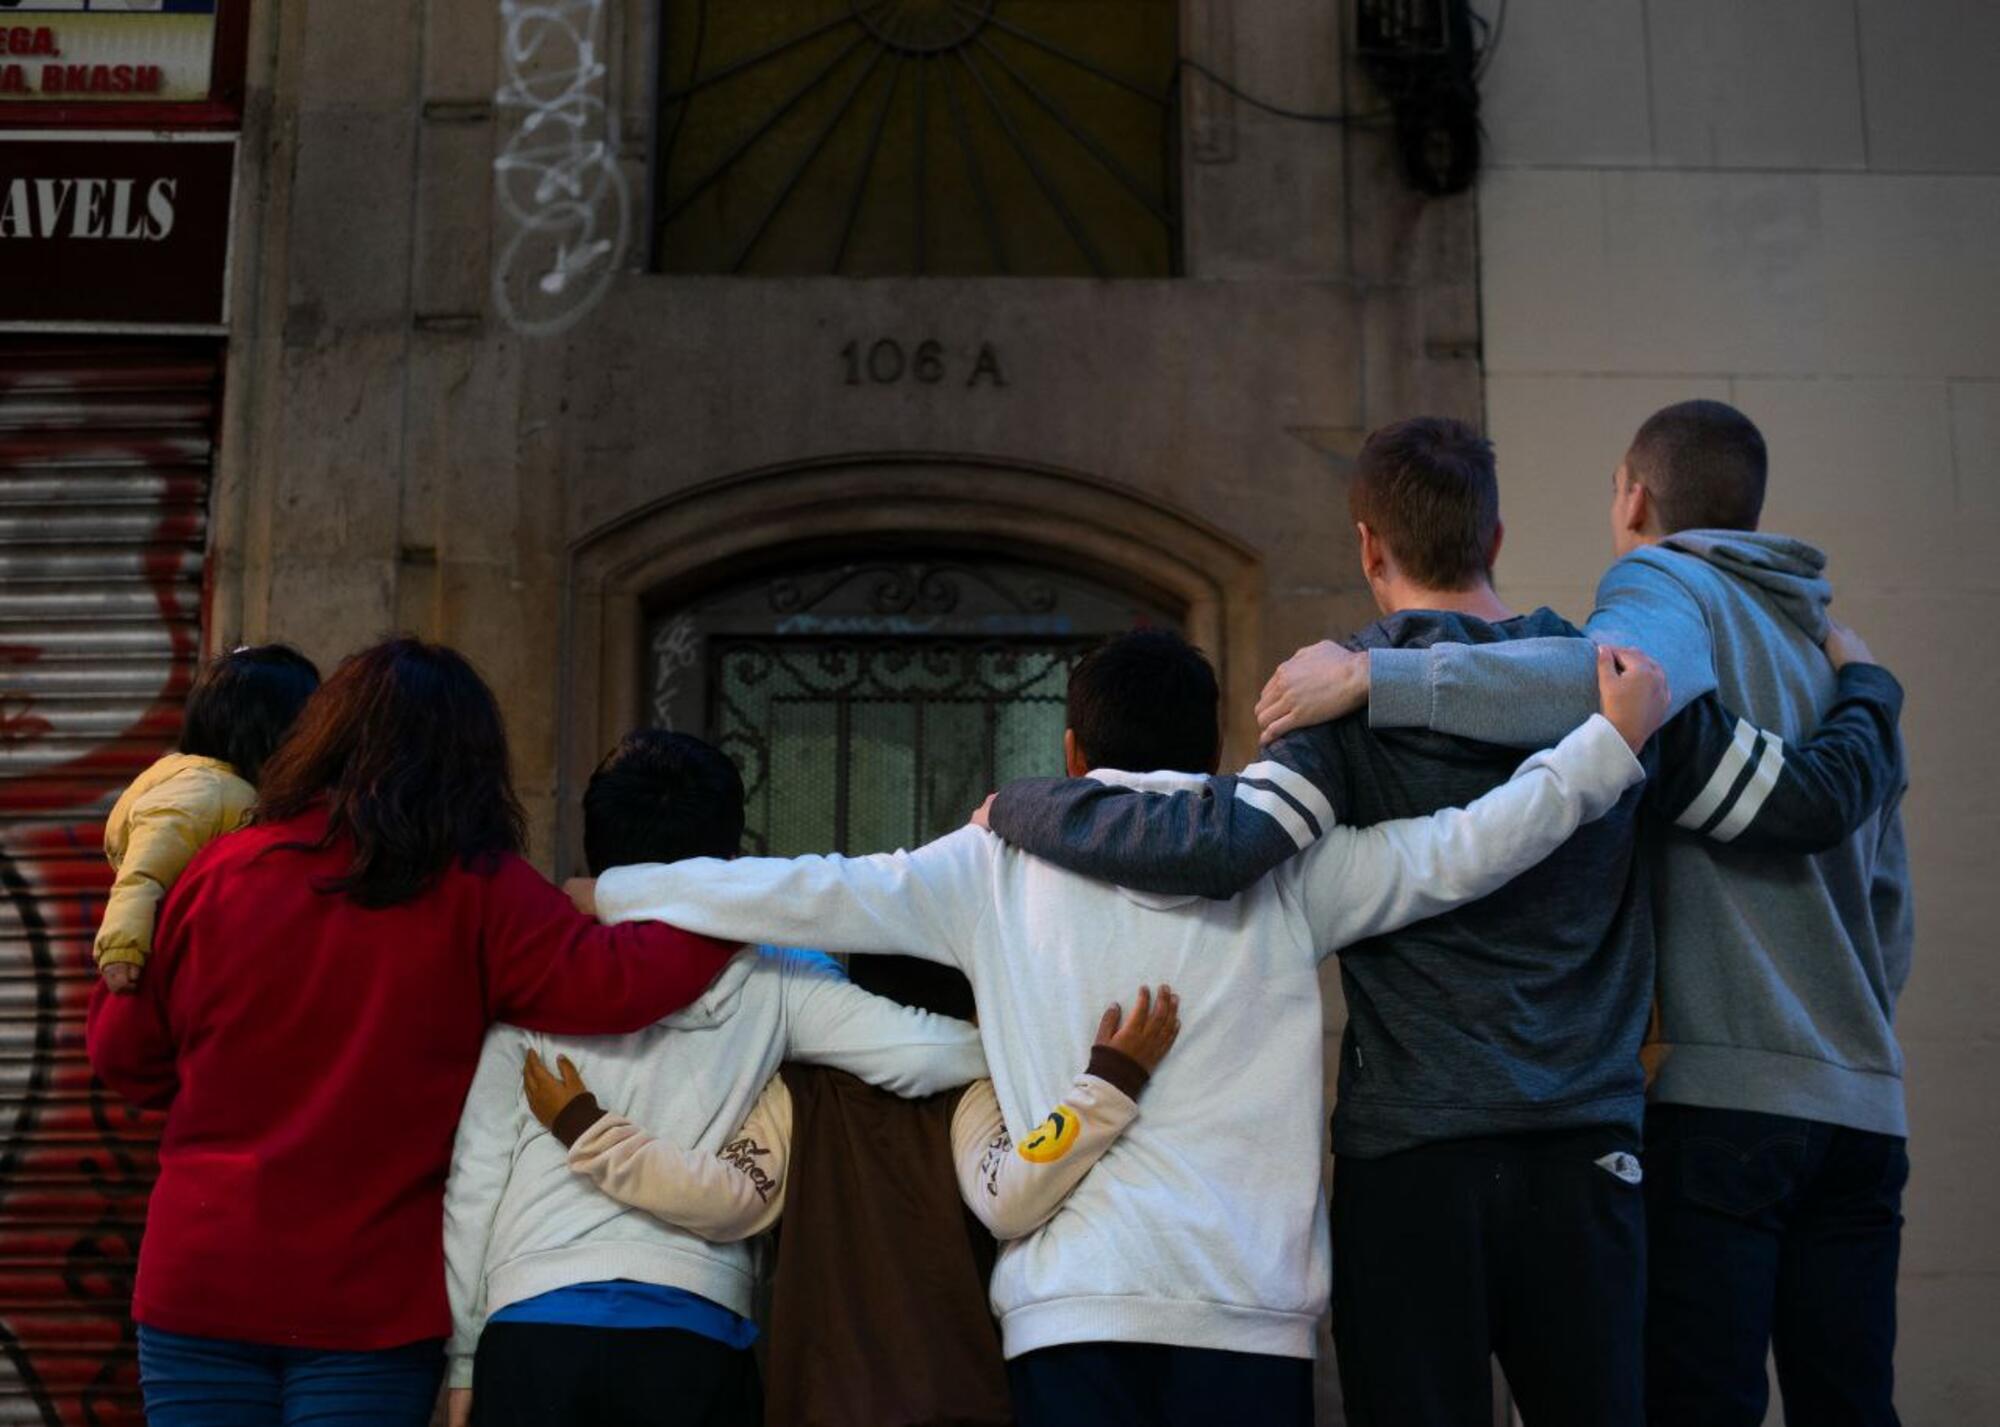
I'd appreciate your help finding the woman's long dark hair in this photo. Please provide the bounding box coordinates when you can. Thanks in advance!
[255,637,527,907]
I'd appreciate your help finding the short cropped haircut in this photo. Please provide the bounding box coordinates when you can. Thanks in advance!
[178,644,321,786]
[583,729,746,875]
[1626,399,1767,533]
[1347,417,1500,591]
[1065,629,1219,775]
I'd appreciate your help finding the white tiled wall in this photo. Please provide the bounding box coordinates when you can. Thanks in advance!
[1476,3,2000,1422]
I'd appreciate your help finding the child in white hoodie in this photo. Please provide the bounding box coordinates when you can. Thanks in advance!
[442,731,990,1427]
[566,629,1668,1427]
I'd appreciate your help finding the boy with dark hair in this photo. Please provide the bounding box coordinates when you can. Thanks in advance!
[582,728,748,872]
[1062,627,1222,775]
[1247,400,1913,1426]
[978,416,1907,1426]
[443,730,988,1427]
[566,625,1675,1427]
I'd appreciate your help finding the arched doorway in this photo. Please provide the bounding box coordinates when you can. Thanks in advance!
[559,453,1262,875]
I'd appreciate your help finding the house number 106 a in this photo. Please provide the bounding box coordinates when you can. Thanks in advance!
[840,338,1007,389]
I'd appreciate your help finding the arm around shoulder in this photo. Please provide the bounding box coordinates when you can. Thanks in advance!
[594,828,989,966]
[781,952,987,1096]
[478,856,737,1036]
[566,1077,792,1242]
[1367,637,1601,749]
[951,1058,1144,1241]
[987,725,1346,901]
[1299,713,1647,955]
[1652,663,1906,854]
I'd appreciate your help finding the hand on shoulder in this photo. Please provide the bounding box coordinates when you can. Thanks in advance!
[1821,616,1877,672]
[1595,645,1670,753]
[1257,641,1368,743]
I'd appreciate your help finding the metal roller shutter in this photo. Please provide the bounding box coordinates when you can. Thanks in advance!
[0,339,220,1427]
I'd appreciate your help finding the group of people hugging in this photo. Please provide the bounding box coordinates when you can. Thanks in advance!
[85,399,1911,1427]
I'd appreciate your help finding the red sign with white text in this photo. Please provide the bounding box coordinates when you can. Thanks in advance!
[0,133,234,327]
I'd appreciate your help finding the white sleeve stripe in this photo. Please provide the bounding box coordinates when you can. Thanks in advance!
[1238,778,1321,839]
[1710,734,1786,843]
[1674,718,1758,831]
[1240,759,1335,831]
[1233,782,1317,851]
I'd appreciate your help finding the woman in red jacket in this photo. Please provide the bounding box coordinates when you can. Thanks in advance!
[86,637,737,1427]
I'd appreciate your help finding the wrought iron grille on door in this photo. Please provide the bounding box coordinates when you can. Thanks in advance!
[647,555,1179,859]
[651,0,1179,276]
[715,638,1076,856]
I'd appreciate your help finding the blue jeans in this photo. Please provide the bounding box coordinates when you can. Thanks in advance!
[136,1325,444,1427]
[1644,1103,1907,1427]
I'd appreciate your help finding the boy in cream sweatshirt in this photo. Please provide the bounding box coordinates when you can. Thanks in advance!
[567,629,1668,1427]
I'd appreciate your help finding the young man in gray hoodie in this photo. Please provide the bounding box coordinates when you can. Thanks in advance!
[980,416,1906,1427]
[1255,400,1912,1427]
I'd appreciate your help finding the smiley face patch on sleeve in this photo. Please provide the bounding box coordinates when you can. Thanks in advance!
[1018,1104,1083,1164]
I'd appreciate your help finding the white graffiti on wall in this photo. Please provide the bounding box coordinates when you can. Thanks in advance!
[493,0,630,336]
[650,614,698,728]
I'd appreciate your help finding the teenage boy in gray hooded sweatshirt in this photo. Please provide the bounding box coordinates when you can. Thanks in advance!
[1251,400,1912,1427]
[980,416,1906,1427]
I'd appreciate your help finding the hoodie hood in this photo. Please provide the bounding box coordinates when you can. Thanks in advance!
[1080,768,1209,909]
[1653,530,1832,642]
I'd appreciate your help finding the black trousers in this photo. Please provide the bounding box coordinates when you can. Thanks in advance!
[1330,1132,1646,1427]
[1007,1341,1313,1427]
[1645,1103,1907,1427]
[469,1321,761,1427]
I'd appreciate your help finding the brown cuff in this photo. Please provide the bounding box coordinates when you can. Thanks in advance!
[1086,1045,1150,1101]
[550,1093,607,1148]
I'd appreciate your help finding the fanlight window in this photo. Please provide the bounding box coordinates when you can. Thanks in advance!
[651,0,1180,276]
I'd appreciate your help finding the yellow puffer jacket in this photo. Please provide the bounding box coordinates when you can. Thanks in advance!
[95,753,256,969]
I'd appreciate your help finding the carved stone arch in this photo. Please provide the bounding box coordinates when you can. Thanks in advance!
[557,452,1263,870]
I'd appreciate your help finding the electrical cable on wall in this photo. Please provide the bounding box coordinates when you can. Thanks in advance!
[1172,57,1389,127]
